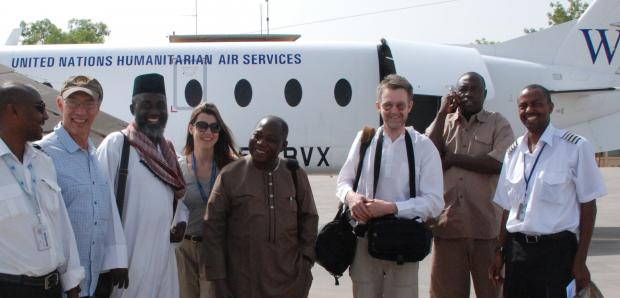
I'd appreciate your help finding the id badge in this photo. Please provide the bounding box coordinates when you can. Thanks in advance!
[516,203,525,221]
[34,224,51,251]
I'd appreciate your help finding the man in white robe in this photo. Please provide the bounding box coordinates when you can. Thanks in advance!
[96,73,187,298]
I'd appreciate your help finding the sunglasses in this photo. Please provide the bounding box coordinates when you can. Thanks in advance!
[194,121,221,133]
[33,101,46,114]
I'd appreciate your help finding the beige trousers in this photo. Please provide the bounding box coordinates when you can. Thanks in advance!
[175,238,215,298]
[430,237,501,298]
[350,237,419,298]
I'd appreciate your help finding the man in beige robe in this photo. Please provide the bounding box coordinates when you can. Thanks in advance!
[204,116,318,298]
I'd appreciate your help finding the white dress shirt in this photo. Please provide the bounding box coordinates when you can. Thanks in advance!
[336,126,444,220]
[493,124,607,235]
[0,138,84,291]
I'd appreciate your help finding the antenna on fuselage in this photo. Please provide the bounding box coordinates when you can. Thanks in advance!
[266,0,270,35]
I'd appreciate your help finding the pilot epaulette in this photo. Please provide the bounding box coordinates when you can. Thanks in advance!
[32,143,49,156]
[507,140,518,157]
[561,131,582,144]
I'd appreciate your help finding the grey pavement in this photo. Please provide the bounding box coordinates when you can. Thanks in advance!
[307,168,620,297]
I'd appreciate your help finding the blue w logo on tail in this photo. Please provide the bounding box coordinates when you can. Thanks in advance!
[580,29,620,64]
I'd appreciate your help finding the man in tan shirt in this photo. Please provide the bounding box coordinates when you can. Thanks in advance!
[426,72,514,298]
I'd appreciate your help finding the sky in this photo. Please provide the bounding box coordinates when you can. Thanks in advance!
[0,0,581,46]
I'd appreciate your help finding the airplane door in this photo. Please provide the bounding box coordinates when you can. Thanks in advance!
[408,94,440,133]
[172,64,207,110]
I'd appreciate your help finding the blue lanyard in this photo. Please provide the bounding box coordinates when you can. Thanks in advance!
[2,154,43,223]
[191,153,217,203]
[523,143,546,194]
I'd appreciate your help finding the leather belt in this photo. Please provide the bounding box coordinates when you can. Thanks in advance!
[511,231,574,244]
[0,270,59,290]
[184,235,203,242]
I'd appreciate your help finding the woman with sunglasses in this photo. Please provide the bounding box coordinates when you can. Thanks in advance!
[176,102,239,298]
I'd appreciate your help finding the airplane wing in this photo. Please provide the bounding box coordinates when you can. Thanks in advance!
[0,64,127,145]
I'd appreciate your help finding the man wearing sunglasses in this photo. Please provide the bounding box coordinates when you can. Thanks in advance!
[38,76,129,298]
[426,72,514,298]
[97,73,187,298]
[0,82,84,298]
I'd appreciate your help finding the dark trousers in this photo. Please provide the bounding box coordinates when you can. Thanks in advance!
[503,231,577,298]
[0,280,61,298]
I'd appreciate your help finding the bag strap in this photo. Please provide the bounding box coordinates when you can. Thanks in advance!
[338,126,376,221]
[286,159,301,240]
[372,129,416,199]
[116,133,130,221]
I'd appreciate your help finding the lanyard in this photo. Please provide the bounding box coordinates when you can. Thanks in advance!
[2,154,43,223]
[523,143,546,194]
[191,153,217,203]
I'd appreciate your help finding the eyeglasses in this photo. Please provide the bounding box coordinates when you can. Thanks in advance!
[381,102,408,111]
[194,121,221,133]
[33,101,46,114]
[64,98,99,111]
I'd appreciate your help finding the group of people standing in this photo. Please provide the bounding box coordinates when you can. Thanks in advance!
[0,70,606,298]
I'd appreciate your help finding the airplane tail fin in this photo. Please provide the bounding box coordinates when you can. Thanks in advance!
[553,0,620,72]
[5,28,21,45]
[475,0,620,73]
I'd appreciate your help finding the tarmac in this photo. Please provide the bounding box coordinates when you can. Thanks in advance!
[307,167,620,297]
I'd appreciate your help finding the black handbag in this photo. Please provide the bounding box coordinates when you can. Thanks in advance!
[365,129,433,264]
[315,127,375,285]
[314,203,356,285]
[367,216,432,264]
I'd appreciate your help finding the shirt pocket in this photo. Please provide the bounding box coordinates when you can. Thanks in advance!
[277,192,299,236]
[505,175,524,208]
[540,170,570,204]
[473,132,493,153]
[0,183,29,221]
[38,178,61,214]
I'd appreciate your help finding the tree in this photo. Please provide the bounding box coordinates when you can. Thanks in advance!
[20,18,110,45]
[524,0,589,33]
[474,38,497,45]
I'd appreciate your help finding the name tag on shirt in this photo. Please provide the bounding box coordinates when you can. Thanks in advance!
[34,224,51,251]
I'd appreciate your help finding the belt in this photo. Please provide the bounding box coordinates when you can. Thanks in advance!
[511,231,574,244]
[0,270,59,290]
[184,235,203,242]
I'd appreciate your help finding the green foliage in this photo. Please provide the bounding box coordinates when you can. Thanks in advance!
[547,0,589,25]
[20,18,110,45]
[474,38,497,45]
[525,0,589,34]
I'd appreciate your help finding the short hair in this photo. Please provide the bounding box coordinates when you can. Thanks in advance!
[376,74,414,101]
[257,115,289,141]
[0,82,40,108]
[522,84,552,104]
[459,72,486,90]
[0,82,40,122]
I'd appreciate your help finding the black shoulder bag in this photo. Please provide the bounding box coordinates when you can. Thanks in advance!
[365,130,433,265]
[315,127,375,285]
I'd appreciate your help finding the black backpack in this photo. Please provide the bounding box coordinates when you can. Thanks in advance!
[315,127,375,285]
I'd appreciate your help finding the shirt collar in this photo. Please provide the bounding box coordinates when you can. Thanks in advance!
[539,123,556,147]
[454,109,489,124]
[519,123,556,152]
[0,137,37,164]
[55,124,93,153]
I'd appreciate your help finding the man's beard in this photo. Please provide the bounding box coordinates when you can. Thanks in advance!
[136,119,166,142]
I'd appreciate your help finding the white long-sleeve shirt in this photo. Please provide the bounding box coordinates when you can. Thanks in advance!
[336,126,444,220]
[0,138,84,291]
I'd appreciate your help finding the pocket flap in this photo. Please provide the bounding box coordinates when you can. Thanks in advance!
[542,171,568,185]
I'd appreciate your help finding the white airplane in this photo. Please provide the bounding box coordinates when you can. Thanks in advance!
[0,0,618,174]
